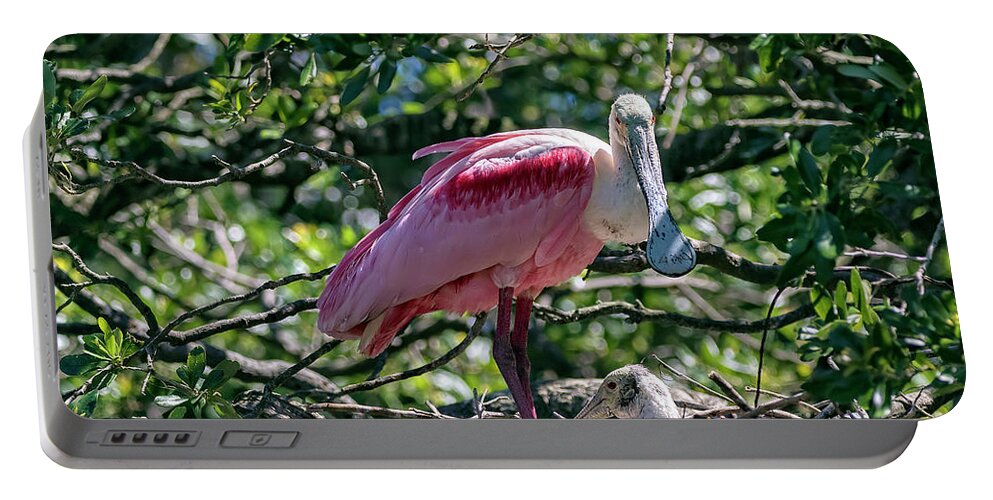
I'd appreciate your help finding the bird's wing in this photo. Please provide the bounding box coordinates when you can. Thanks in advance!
[317,131,600,336]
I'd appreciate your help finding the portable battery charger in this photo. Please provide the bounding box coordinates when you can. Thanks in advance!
[27,33,961,467]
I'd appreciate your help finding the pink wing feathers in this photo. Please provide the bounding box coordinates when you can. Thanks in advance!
[316,130,607,356]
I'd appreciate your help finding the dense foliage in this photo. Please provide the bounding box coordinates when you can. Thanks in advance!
[47,34,961,419]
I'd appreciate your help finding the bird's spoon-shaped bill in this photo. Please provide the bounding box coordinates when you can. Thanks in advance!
[628,123,696,277]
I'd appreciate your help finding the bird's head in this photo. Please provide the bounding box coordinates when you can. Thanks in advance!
[608,94,696,278]
[575,364,680,419]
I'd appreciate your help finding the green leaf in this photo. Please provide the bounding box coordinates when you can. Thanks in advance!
[869,64,909,89]
[300,52,318,86]
[154,395,189,409]
[119,335,142,359]
[810,126,835,156]
[814,212,845,261]
[377,59,397,94]
[71,75,108,113]
[865,140,897,177]
[796,147,822,196]
[756,212,800,251]
[200,360,239,391]
[97,317,112,335]
[837,64,879,82]
[103,327,120,358]
[850,268,863,309]
[205,398,241,419]
[59,353,104,376]
[777,235,814,287]
[340,65,371,106]
[68,391,99,417]
[180,346,207,387]
[43,60,57,106]
[81,334,111,360]
[104,105,136,121]
[62,118,91,138]
[810,287,833,320]
[834,281,849,315]
[351,42,372,57]
[89,369,117,392]
[243,34,282,52]
[413,45,452,63]
[167,406,188,419]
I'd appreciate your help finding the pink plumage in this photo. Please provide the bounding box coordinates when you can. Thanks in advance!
[316,129,608,357]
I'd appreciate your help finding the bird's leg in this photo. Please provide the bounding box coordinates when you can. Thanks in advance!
[511,294,536,419]
[492,287,535,419]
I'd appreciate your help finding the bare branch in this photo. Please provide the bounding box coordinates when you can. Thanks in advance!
[663,39,705,150]
[307,402,456,419]
[915,218,945,295]
[159,265,335,337]
[53,242,160,336]
[532,299,816,333]
[708,371,752,411]
[777,79,850,112]
[250,339,343,417]
[60,145,296,195]
[656,34,675,114]
[457,34,534,102]
[283,139,388,221]
[651,354,735,405]
[844,247,927,262]
[169,298,318,344]
[319,314,487,400]
[739,392,806,419]
[725,111,851,128]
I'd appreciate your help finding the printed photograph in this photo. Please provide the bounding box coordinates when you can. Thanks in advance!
[45,34,962,419]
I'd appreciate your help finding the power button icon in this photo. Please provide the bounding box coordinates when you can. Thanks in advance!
[249,433,271,446]
[220,431,297,448]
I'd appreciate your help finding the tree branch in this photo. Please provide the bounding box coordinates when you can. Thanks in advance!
[282,139,388,220]
[317,313,487,400]
[53,243,160,337]
[533,300,816,333]
[457,34,534,102]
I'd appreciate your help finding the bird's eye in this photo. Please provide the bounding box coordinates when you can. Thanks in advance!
[650,116,656,125]
[606,381,617,390]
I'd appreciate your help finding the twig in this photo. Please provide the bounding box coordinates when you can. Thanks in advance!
[320,314,487,399]
[656,34,675,114]
[53,242,160,337]
[755,286,788,408]
[61,145,296,195]
[307,402,456,419]
[777,79,847,112]
[249,340,343,418]
[96,237,195,310]
[457,34,534,102]
[662,39,704,150]
[283,139,388,221]
[533,299,816,334]
[683,129,742,178]
[740,393,805,419]
[129,34,171,73]
[915,218,945,295]
[170,298,318,344]
[844,248,927,262]
[147,220,260,291]
[650,354,734,405]
[725,111,851,128]
[158,265,335,337]
[744,386,821,413]
[591,240,902,287]
[708,371,752,411]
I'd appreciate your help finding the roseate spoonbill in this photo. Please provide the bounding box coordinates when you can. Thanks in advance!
[317,94,696,418]
[575,365,680,419]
